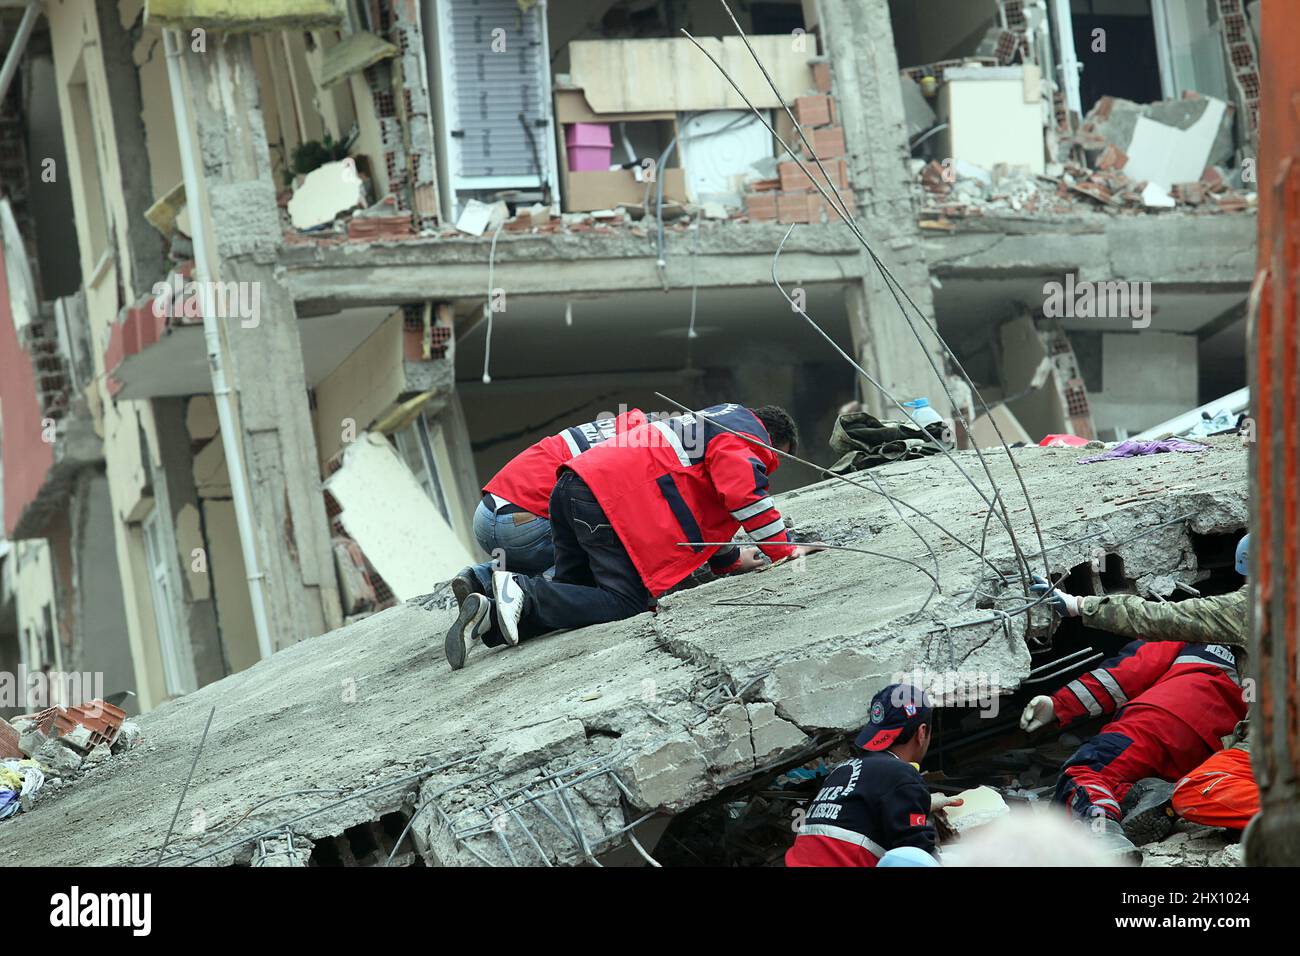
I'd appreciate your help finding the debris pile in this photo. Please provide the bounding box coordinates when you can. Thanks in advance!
[918,93,1256,226]
[0,700,142,822]
[284,66,857,246]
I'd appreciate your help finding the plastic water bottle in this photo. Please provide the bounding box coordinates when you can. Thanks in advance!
[901,397,944,429]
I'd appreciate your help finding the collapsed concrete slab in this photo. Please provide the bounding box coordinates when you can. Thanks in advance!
[0,436,1246,866]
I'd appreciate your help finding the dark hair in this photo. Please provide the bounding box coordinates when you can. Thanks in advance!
[752,405,798,455]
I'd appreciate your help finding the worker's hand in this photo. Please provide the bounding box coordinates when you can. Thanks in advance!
[734,546,766,572]
[930,793,964,812]
[790,543,827,560]
[1020,695,1056,733]
[1030,574,1081,617]
[931,794,963,843]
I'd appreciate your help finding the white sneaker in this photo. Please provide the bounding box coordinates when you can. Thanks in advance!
[492,570,525,647]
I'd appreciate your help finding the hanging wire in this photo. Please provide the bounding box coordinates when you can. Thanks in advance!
[683,7,1052,603]
[653,392,1003,583]
[481,218,507,384]
[711,0,1050,582]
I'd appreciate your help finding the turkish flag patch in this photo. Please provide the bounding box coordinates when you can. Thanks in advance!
[909,813,928,827]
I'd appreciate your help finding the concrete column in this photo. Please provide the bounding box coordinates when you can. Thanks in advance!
[152,398,225,685]
[845,243,949,418]
[818,0,951,416]
[95,1,167,299]
[181,35,342,647]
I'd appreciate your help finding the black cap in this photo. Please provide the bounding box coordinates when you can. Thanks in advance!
[854,683,933,751]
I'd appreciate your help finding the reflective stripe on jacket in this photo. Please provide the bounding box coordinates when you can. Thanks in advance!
[567,403,797,595]
[482,408,647,518]
[1050,638,1246,751]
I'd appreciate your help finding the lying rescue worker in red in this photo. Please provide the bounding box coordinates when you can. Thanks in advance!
[785,683,962,867]
[1027,533,1254,851]
[1020,608,1247,859]
[443,406,647,669]
[444,403,823,666]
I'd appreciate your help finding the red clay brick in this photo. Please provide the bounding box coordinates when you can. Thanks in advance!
[813,61,832,94]
[744,193,778,220]
[806,126,846,159]
[1096,143,1128,170]
[777,192,814,223]
[1,719,20,760]
[808,190,857,223]
[781,158,848,194]
[795,94,832,127]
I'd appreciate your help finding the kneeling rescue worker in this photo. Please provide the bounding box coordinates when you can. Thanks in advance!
[785,683,961,867]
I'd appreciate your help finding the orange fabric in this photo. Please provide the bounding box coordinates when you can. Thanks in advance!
[1171,748,1259,831]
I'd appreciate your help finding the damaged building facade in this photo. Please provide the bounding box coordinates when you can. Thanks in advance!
[0,0,1260,731]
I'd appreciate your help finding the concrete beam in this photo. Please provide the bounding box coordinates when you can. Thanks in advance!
[278,225,866,306]
[923,212,1257,286]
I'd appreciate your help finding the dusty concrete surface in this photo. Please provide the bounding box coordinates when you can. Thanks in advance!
[924,212,1257,286]
[0,436,1246,866]
[280,221,866,305]
[1141,823,1243,867]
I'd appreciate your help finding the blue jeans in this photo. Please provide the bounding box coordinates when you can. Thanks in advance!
[470,499,554,593]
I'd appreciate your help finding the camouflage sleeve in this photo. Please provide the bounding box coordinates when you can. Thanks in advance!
[1077,588,1248,646]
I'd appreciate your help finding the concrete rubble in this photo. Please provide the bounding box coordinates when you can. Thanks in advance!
[1,702,141,821]
[0,436,1247,865]
[917,94,1255,226]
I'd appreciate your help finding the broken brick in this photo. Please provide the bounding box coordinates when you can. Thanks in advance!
[0,719,20,760]
[1096,144,1128,171]
[1069,180,1116,205]
[1090,95,1116,121]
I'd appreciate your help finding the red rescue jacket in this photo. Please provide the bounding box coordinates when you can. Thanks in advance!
[482,407,647,518]
[1051,639,1245,751]
[566,403,798,596]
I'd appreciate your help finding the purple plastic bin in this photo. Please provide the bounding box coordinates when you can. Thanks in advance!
[567,145,613,171]
[565,122,612,147]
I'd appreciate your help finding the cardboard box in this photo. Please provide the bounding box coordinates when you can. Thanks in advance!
[563,167,688,212]
[553,88,674,125]
[553,88,686,211]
